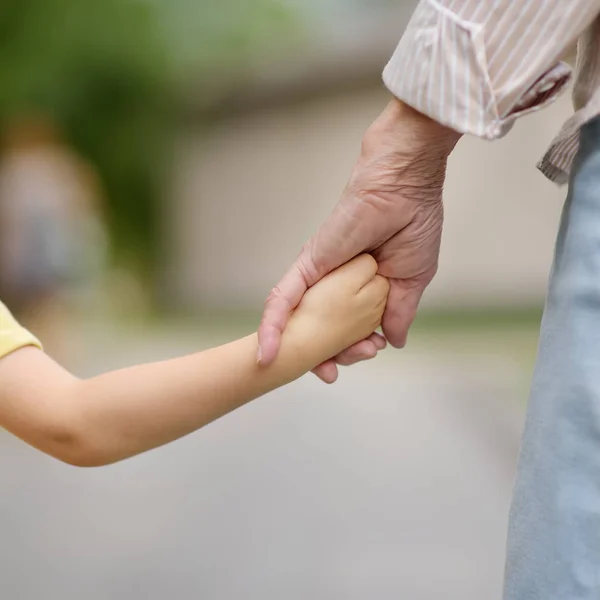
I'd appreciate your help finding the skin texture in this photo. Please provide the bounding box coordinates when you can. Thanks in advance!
[259,99,461,382]
[0,255,388,467]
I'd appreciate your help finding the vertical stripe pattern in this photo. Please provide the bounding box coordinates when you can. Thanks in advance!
[382,0,600,185]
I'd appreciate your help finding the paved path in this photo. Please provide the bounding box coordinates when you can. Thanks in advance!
[0,326,526,599]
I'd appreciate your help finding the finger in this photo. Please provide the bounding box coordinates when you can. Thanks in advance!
[258,263,310,365]
[333,254,379,290]
[371,331,387,350]
[333,338,379,366]
[314,334,386,377]
[359,274,391,300]
[381,280,424,348]
[312,359,339,384]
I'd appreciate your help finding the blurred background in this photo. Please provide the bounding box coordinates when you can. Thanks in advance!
[0,1,572,598]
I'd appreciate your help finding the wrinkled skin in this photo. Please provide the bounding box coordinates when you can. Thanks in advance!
[259,99,461,382]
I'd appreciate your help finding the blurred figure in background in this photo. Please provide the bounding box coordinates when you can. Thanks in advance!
[0,114,107,363]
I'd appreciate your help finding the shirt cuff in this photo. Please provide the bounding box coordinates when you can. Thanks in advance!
[382,0,572,140]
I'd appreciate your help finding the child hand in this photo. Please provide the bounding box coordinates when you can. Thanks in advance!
[283,254,389,370]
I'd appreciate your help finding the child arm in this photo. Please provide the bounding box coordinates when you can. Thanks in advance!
[0,255,388,467]
[0,333,315,466]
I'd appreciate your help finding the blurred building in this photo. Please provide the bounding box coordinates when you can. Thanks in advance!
[164,5,571,313]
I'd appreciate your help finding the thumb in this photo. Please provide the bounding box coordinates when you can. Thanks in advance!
[258,261,312,366]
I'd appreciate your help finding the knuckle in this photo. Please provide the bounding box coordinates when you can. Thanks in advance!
[262,287,291,331]
[376,277,390,296]
[371,316,383,330]
[263,286,288,316]
[359,253,378,270]
[265,285,283,304]
[297,243,321,283]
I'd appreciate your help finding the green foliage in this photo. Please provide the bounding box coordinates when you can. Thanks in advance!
[0,0,169,271]
[0,0,300,273]
[152,0,300,77]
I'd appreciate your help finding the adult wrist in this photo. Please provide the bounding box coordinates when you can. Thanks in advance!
[364,97,461,163]
[357,98,461,202]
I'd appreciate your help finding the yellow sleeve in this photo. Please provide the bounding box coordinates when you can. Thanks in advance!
[0,301,42,359]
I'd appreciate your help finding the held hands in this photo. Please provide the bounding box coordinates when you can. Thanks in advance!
[259,99,461,382]
[282,254,389,372]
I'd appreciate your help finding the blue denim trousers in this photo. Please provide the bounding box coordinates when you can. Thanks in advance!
[504,117,600,598]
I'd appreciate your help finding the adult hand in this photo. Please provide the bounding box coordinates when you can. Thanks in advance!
[258,99,461,382]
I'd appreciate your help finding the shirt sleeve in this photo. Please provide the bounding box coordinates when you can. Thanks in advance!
[0,302,41,360]
[383,0,600,139]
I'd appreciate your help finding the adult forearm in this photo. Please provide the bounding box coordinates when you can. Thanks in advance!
[365,98,461,156]
[358,98,461,204]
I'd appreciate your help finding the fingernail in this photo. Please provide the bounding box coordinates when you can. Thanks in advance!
[256,344,262,365]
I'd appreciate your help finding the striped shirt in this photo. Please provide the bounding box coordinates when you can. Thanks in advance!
[383,0,600,185]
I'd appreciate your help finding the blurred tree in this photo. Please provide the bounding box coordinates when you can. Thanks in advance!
[154,0,300,78]
[0,0,300,275]
[0,0,168,272]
